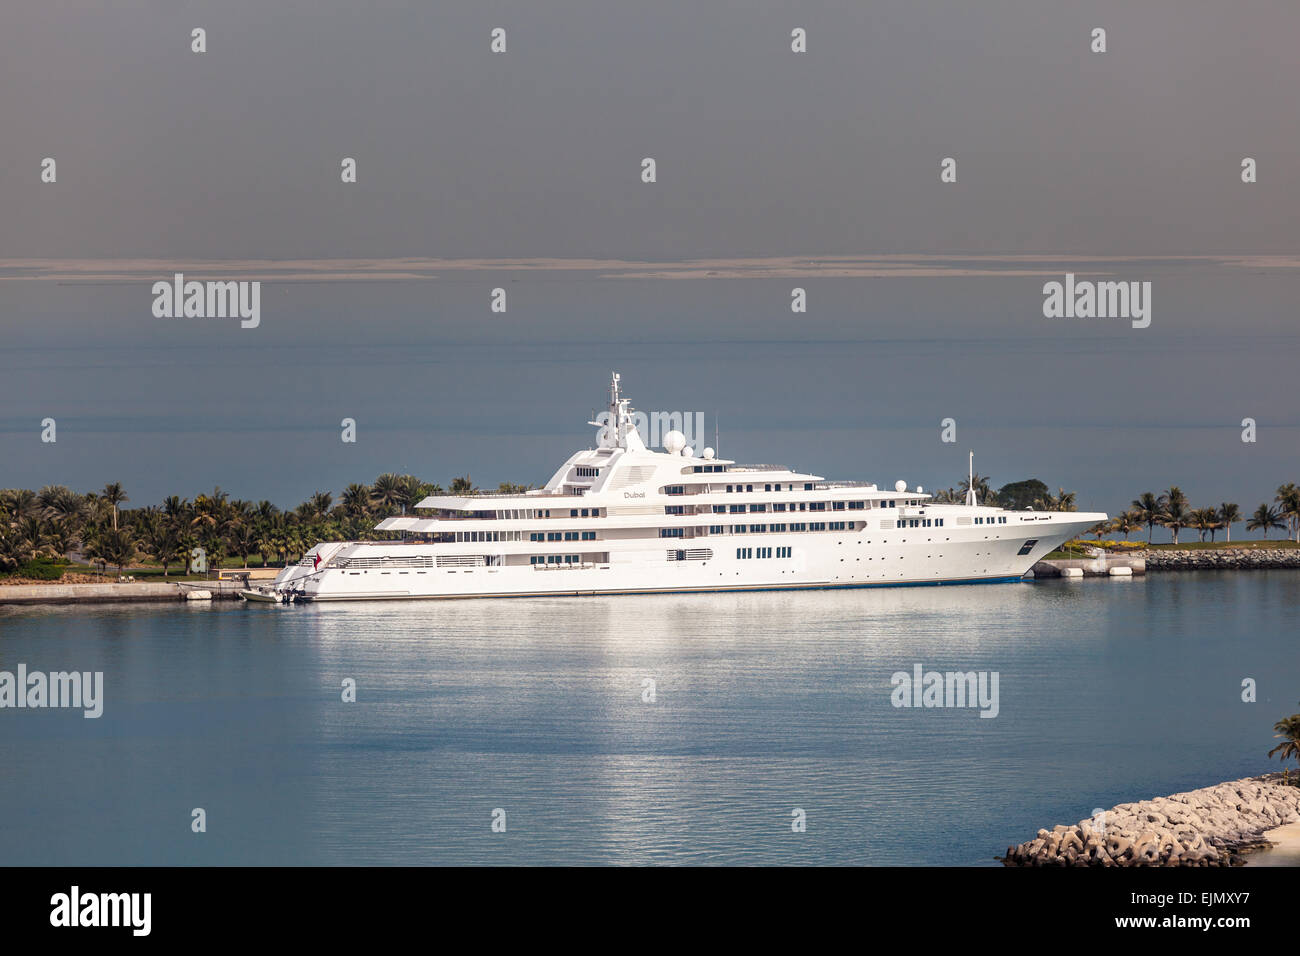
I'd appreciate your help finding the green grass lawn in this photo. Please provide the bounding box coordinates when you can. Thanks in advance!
[1044,549,1104,560]
[63,560,286,581]
[1142,540,1300,550]
[1042,539,1299,559]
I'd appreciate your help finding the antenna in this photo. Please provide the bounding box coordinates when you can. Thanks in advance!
[715,413,719,457]
[967,450,976,507]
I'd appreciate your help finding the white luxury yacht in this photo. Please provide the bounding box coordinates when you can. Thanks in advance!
[266,373,1105,601]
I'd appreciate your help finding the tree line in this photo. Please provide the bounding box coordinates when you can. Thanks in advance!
[4,474,1298,576]
[1115,484,1300,544]
[928,474,1300,545]
[0,475,530,576]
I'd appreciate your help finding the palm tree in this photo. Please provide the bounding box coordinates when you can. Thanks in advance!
[1268,703,1300,785]
[1055,489,1077,513]
[101,482,128,531]
[44,519,80,560]
[397,475,424,510]
[1205,506,1223,543]
[341,483,371,517]
[1116,509,1144,540]
[190,489,231,555]
[1161,488,1190,545]
[449,475,477,496]
[1219,502,1241,543]
[0,524,23,573]
[370,473,406,515]
[1247,504,1285,539]
[1131,492,1167,543]
[17,514,51,561]
[1190,507,1219,543]
[162,495,190,523]
[82,530,110,576]
[228,499,254,549]
[81,492,111,530]
[39,485,85,527]
[1276,483,1300,543]
[199,530,226,575]
[1,489,39,527]
[139,514,183,577]
[307,491,334,518]
[99,527,138,577]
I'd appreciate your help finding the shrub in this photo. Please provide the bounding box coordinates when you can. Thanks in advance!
[15,558,64,581]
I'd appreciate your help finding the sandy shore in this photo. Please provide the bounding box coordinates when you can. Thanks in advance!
[1246,821,1300,866]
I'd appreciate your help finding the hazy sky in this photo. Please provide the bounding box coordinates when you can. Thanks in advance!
[2,1,1298,258]
[2,3,1298,534]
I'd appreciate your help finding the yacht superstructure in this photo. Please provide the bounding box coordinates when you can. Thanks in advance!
[269,374,1105,601]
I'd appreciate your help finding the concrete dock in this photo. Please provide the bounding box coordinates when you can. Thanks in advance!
[1032,554,1146,578]
[0,580,247,605]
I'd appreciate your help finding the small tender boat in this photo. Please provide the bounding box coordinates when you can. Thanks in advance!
[238,587,280,603]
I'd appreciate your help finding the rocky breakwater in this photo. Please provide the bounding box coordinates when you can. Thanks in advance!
[1144,548,1300,571]
[1002,774,1300,867]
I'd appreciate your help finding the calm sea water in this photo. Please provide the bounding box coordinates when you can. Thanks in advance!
[1,571,1297,866]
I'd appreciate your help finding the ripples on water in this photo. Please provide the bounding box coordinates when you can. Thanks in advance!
[1,571,1297,865]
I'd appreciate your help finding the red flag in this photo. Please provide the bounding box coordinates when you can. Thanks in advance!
[313,553,321,570]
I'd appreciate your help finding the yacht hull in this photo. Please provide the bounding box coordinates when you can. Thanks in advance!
[273,515,1100,602]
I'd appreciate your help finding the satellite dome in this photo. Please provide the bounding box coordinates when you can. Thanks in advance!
[663,430,686,454]
[682,446,694,458]
[702,447,715,460]
[894,479,907,493]
[916,486,923,494]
